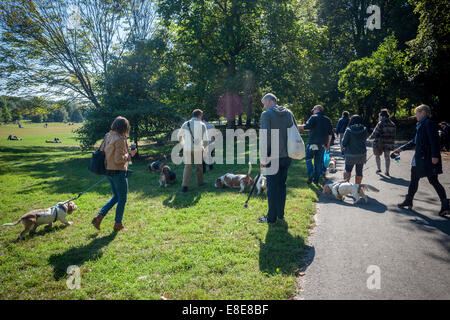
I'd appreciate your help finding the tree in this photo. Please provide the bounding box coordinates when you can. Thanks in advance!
[217,93,243,127]
[406,0,450,120]
[157,0,328,122]
[316,0,419,119]
[30,114,44,123]
[53,108,69,122]
[70,108,84,123]
[0,97,12,123]
[338,36,410,125]
[0,0,158,107]
[76,33,182,149]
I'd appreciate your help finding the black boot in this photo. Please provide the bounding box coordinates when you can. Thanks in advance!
[438,199,450,217]
[398,197,413,210]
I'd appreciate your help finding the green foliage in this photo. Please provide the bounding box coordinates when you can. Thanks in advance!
[316,0,420,121]
[77,34,183,149]
[70,108,84,123]
[406,0,450,119]
[338,36,411,124]
[0,97,12,123]
[53,108,69,123]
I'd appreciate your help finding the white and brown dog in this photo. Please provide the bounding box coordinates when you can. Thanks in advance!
[322,181,379,204]
[159,163,176,187]
[215,163,253,193]
[2,201,77,241]
[148,160,163,172]
[255,174,267,195]
[329,157,337,173]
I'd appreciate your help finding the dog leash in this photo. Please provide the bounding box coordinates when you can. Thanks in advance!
[362,151,376,173]
[244,172,261,208]
[64,176,108,204]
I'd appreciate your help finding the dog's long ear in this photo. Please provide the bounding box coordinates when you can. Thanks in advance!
[67,201,75,214]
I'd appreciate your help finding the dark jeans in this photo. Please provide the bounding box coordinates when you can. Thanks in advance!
[305,144,324,183]
[266,157,292,223]
[99,171,128,223]
[406,166,447,206]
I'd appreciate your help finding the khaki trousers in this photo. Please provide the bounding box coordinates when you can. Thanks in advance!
[182,150,204,187]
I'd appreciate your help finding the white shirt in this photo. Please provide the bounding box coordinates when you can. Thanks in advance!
[178,118,209,152]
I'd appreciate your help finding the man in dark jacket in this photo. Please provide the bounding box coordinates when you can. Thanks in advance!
[336,111,350,150]
[299,105,333,184]
[395,105,449,217]
[258,93,298,224]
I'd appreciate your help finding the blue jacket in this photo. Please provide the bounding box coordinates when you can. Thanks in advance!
[342,124,370,156]
[304,112,333,145]
[336,117,350,134]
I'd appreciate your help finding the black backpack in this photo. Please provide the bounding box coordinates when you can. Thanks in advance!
[88,136,106,175]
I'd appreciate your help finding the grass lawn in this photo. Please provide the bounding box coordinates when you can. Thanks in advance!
[0,121,318,300]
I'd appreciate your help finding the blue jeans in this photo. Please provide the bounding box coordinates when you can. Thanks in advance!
[305,144,325,183]
[99,171,128,223]
[266,157,291,223]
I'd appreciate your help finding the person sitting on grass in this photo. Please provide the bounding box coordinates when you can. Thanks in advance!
[45,138,62,143]
[9,135,22,141]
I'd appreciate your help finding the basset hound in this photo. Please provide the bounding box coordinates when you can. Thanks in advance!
[215,163,254,193]
[3,201,77,241]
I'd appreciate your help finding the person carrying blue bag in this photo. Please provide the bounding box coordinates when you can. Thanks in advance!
[298,105,333,185]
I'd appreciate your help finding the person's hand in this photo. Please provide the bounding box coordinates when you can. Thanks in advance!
[325,144,330,150]
[130,148,138,157]
[432,157,439,165]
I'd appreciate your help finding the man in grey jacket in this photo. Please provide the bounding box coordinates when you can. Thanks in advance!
[258,93,298,224]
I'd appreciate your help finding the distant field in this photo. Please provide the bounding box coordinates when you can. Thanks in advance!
[0,121,83,147]
[0,121,317,300]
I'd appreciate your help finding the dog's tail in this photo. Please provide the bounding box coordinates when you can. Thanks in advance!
[3,219,21,227]
[247,162,252,176]
[360,184,380,192]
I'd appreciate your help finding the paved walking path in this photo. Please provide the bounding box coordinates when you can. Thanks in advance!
[297,143,450,299]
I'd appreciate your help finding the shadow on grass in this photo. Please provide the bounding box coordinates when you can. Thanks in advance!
[259,220,308,276]
[9,224,69,243]
[163,191,202,209]
[48,231,118,280]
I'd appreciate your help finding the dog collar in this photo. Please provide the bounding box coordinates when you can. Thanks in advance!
[335,182,344,196]
[53,204,64,223]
